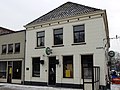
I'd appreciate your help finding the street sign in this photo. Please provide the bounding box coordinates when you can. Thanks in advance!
[108,51,115,57]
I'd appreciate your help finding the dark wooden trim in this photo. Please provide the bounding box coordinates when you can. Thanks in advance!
[24,81,83,89]
[56,83,83,89]
[52,44,64,47]
[35,46,45,49]
[24,81,47,86]
[71,42,86,46]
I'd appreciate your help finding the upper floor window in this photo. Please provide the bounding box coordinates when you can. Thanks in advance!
[2,45,7,54]
[15,43,20,53]
[37,31,45,47]
[54,28,63,45]
[73,24,85,43]
[8,44,13,53]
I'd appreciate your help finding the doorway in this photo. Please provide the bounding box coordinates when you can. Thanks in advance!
[48,57,56,85]
[7,61,22,83]
[7,61,12,83]
[81,55,94,90]
[13,61,22,79]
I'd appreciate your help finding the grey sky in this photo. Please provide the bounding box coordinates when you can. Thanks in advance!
[0,0,120,52]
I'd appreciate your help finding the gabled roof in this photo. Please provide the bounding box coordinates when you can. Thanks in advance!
[0,27,15,35]
[26,2,102,26]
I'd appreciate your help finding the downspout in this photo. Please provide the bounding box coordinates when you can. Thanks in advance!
[23,30,26,84]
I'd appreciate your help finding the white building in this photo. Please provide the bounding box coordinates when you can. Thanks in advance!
[24,2,110,90]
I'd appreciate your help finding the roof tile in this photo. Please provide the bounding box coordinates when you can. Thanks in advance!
[0,27,15,35]
[26,2,102,26]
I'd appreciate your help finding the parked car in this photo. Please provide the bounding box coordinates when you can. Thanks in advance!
[111,71,120,84]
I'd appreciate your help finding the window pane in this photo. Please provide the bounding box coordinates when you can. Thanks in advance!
[2,45,7,54]
[74,25,84,32]
[37,31,44,37]
[0,62,7,78]
[81,55,93,79]
[32,57,40,77]
[54,28,63,34]
[37,31,45,47]
[83,68,92,79]
[79,32,85,42]
[8,44,13,53]
[54,28,63,45]
[54,34,63,45]
[74,32,80,43]
[73,24,85,43]
[15,43,20,53]
[37,37,44,46]
[63,56,73,78]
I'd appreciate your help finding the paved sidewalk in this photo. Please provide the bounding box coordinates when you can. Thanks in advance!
[1,83,120,90]
[0,83,81,90]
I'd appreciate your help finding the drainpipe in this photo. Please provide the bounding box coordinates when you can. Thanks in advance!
[23,30,26,84]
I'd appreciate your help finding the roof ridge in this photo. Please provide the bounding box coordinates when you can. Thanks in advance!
[66,1,101,10]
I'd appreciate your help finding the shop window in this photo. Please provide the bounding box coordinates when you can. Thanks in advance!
[37,31,45,47]
[15,43,20,53]
[32,57,40,77]
[54,28,63,45]
[13,61,22,79]
[81,55,93,79]
[8,44,13,53]
[0,62,7,78]
[63,56,73,78]
[2,45,7,54]
[73,24,85,43]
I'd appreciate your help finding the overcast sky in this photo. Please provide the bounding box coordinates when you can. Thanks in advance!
[0,0,120,52]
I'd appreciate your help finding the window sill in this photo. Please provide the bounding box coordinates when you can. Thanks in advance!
[32,76,40,77]
[63,77,73,79]
[14,52,20,54]
[71,42,86,46]
[35,46,45,49]
[52,44,64,47]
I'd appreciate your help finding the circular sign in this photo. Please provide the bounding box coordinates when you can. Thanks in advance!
[108,51,115,57]
[45,47,52,55]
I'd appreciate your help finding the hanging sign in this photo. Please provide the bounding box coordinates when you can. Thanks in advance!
[45,47,52,55]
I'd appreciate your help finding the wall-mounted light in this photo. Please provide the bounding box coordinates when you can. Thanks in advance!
[56,56,59,64]
[40,55,44,65]
[40,60,44,65]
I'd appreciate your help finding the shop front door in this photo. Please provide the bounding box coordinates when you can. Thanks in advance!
[48,57,56,85]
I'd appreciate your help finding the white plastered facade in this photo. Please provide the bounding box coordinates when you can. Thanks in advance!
[25,11,109,87]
